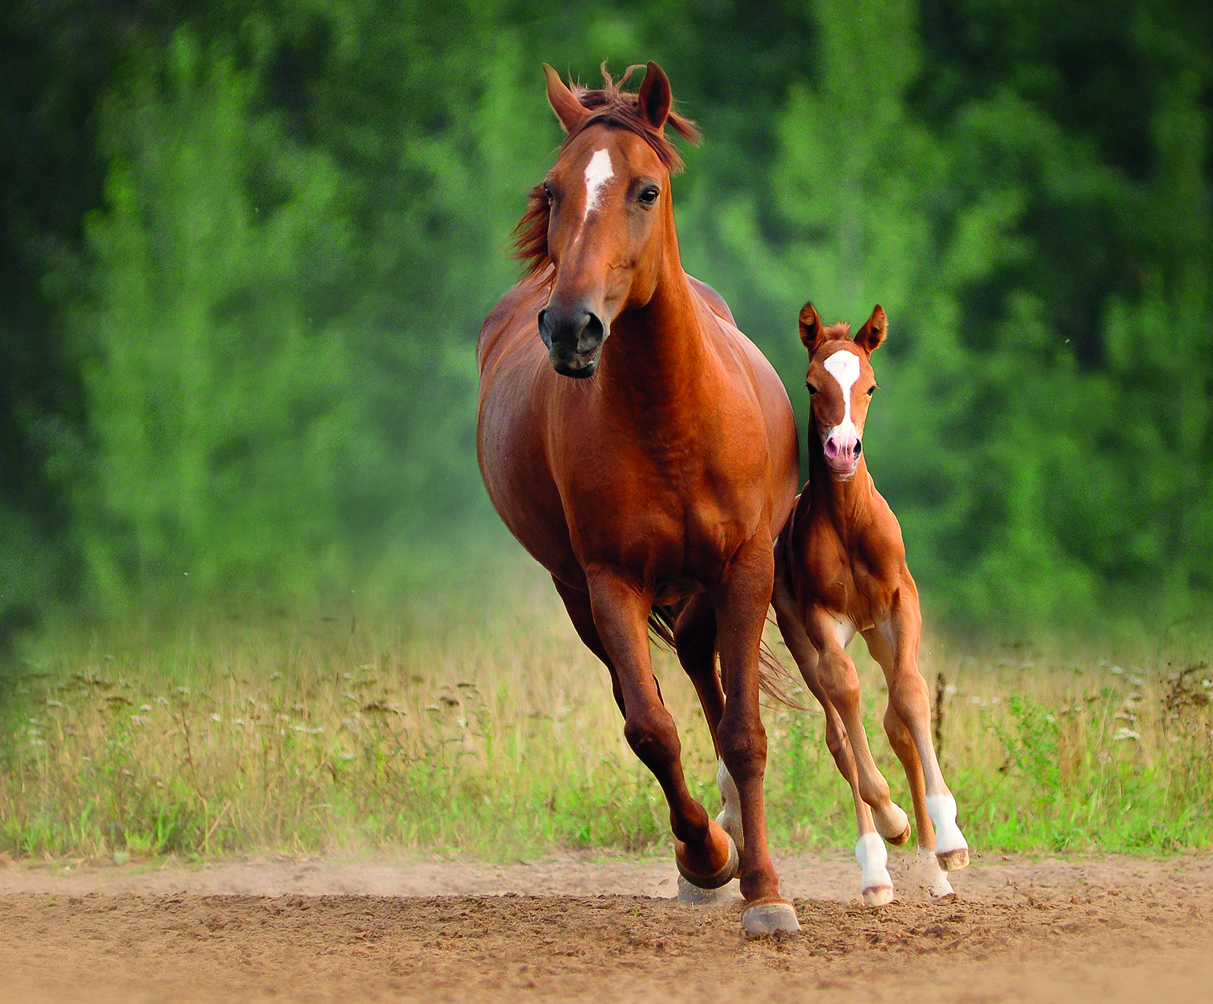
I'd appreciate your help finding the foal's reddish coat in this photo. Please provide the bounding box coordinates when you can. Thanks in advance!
[773,302,969,906]
[477,63,800,932]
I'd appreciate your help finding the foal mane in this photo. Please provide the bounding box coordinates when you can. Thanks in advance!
[513,63,701,278]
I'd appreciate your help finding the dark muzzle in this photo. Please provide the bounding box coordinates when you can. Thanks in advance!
[538,303,606,378]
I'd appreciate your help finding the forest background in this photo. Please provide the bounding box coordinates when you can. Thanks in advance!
[3,0,1213,653]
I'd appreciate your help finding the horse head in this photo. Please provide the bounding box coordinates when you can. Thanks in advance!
[798,302,887,480]
[514,62,699,377]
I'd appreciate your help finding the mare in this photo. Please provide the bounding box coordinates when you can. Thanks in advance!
[771,302,969,906]
[476,62,800,934]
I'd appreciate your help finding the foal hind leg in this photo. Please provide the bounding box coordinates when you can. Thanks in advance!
[772,588,894,905]
[673,595,744,856]
[579,574,737,890]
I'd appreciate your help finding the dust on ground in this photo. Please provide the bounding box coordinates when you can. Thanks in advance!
[1,850,1210,1002]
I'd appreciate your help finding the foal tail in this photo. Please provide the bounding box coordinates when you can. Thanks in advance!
[647,606,808,711]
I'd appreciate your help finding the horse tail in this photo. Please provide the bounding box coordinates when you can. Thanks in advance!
[647,606,678,651]
[648,603,808,712]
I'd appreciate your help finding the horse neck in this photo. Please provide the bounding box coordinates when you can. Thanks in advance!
[597,228,715,417]
[807,431,873,532]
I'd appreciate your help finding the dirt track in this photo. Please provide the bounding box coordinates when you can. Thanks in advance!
[2,851,1211,1002]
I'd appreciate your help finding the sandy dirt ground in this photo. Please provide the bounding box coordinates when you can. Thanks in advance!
[2,850,1211,1002]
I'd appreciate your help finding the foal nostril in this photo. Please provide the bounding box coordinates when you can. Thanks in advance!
[854,440,862,457]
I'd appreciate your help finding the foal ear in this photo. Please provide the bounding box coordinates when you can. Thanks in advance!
[854,304,888,354]
[637,61,673,132]
[543,63,589,133]
[798,301,824,351]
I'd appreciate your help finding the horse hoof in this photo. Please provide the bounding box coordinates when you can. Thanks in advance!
[862,885,895,908]
[742,901,801,936]
[677,875,738,905]
[936,847,969,872]
[676,823,739,890]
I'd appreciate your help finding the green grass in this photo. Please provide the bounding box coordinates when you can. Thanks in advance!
[3,559,1213,862]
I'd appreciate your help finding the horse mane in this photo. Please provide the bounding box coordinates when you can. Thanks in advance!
[513,63,701,278]
[823,321,851,339]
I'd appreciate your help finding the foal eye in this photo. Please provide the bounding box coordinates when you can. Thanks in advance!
[638,187,660,207]
[866,386,876,396]
[806,382,818,394]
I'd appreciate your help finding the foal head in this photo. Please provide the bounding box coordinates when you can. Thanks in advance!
[514,62,699,377]
[798,302,887,480]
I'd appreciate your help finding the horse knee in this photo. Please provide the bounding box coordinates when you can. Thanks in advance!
[623,706,680,767]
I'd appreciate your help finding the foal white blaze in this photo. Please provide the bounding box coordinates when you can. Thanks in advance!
[821,349,861,468]
[582,148,615,220]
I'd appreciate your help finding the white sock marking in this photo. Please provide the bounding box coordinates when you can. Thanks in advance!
[926,793,967,855]
[715,758,744,853]
[856,832,892,895]
[918,847,954,898]
[583,148,615,220]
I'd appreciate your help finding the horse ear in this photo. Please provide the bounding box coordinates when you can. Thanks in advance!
[799,301,823,351]
[543,63,588,133]
[855,304,887,354]
[637,61,672,132]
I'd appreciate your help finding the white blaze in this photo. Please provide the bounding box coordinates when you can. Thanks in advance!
[823,349,861,441]
[583,148,615,220]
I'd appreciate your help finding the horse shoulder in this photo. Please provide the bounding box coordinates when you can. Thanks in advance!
[477,274,547,374]
[686,273,736,326]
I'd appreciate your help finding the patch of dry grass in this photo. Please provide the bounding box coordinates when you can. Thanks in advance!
[3,558,1212,862]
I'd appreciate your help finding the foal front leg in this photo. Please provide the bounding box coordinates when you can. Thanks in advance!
[862,626,954,898]
[773,578,899,906]
[877,587,969,873]
[586,573,738,890]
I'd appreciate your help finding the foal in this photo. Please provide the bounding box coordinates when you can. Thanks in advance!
[772,302,968,906]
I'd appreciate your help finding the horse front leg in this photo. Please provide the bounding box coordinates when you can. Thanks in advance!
[712,543,800,934]
[586,572,738,891]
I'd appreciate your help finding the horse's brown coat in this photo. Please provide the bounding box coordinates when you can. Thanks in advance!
[477,63,799,917]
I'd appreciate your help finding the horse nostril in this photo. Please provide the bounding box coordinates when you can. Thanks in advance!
[854,440,862,457]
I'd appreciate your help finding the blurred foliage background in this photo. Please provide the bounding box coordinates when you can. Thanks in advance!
[2,0,1212,643]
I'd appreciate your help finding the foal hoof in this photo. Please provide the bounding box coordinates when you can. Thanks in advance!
[675,822,739,890]
[936,847,969,872]
[875,804,911,846]
[862,885,895,908]
[742,900,801,936]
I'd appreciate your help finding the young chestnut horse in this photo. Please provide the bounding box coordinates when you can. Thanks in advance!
[477,63,800,934]
[772,302,969,907]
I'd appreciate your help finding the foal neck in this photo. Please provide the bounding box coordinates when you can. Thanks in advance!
[807,433,873,527]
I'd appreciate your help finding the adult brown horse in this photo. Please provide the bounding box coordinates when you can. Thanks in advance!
[476,62,800,934]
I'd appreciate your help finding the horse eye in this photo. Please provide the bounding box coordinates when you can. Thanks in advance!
[542,184,553,201]
[866,385,876,396]
[638,187,660,207]
[806,382,818,394]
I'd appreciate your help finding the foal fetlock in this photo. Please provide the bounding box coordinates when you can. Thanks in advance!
[926,793,969,871]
